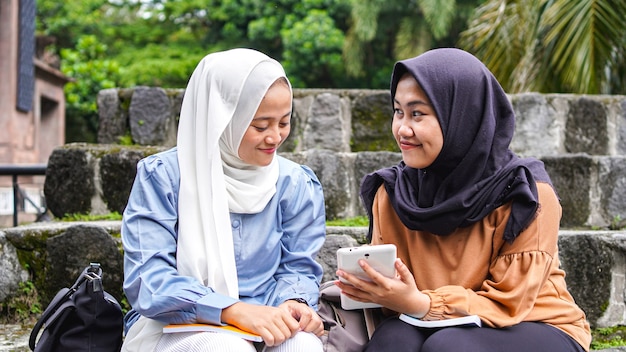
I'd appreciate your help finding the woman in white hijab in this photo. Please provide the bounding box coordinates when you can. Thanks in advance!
[121,48,326,352]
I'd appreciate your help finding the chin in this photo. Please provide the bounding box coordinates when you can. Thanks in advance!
[257,156,274,167]
[402,158,425,169]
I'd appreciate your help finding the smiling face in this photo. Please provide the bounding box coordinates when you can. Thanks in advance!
[392,73,444,169]
[238,79,292,166]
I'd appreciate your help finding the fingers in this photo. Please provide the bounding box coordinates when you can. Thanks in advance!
[258,312,300,346]
[280,300,324,336]
[358,258,394,286]
[223,302,301,347]
[394,258,416,284]
[336,257,423,313]
[298,310,325,336]
[335,269,378,305]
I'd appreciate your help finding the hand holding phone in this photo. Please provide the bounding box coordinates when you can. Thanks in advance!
[336,244,397,309]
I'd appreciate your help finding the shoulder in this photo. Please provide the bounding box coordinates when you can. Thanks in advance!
[536,181,561,220]
[536,181,558,202]
[276,155,321,185]
[136,147,180,184]
[498,181,561,253]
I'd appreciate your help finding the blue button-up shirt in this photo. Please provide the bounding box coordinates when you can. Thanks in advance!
[122,148,326,332]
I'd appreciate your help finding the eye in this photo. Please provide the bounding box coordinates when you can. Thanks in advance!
[412,110,425,117]
[252,125,268,132]
[393,108,403,116]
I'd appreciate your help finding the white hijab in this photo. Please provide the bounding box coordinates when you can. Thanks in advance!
[122,48,291,352]
[177,48,291,298]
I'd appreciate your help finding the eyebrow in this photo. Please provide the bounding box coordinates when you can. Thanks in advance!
[393,98,430,107]
[253,111,292,121]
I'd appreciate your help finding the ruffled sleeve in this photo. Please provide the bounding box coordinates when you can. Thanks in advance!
[422,250,554,327]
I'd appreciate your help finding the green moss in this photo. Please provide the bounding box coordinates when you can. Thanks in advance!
[117,133,134,145]
[350,93,397,152]
[609,215,626,230]
[15,249,48,302]
[601,300,610,313]
[118,89,132,112]
[0,281,41,325]
[592,326,626,349]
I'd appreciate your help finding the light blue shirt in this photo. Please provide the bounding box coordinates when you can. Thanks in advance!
[122,148,326,332]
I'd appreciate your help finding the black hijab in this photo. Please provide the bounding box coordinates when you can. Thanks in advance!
[360,48,553,243]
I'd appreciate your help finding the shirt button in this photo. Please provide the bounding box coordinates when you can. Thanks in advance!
[232,219,240,228]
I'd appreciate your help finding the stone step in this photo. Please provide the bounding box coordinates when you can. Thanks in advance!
[43,144,626,230]
[1,222,626,330]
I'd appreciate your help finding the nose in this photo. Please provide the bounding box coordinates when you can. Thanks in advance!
[397,120,414,137]
[265,126,282,144]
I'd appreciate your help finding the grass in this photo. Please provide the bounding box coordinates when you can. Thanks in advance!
[326,216,369,227]
[56,213,369,226]
[59,212,122,222]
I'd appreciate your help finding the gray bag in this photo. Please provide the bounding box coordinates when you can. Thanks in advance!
[318,281,380,352]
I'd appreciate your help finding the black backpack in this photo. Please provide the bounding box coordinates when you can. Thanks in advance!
[29,263,124,352]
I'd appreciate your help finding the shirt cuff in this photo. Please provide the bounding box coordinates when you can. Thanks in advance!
[196,292,240,325]
[286,297,309,306]
[422,291,445,321]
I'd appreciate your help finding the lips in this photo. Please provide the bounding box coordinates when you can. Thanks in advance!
[260,147,276,154]
[399,140,420,150]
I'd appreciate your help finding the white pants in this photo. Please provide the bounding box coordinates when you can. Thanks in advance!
[154,330,323,352]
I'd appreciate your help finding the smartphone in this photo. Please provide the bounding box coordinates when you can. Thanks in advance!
[336,244,397,310]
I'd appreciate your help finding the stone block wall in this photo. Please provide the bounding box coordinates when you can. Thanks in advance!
[97,88,626,157]
[44,90,626,228]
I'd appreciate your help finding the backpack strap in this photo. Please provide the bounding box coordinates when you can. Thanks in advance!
[28,287,73,350]
[28,263,101,351]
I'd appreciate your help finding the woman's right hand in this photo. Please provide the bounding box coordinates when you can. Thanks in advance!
[336,258,431,318]
[221,302,301,346]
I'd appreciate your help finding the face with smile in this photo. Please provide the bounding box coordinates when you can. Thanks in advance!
[392,73,444,169]
[238,79,292,166]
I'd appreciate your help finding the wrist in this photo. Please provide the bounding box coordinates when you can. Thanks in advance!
[408,292,431,318]
[287,297,309,306]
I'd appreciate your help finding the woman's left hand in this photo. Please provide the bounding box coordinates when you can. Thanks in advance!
[336,258,430,317]
[278,300,325,337]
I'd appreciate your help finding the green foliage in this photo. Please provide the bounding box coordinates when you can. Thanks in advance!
[281,9,345,87]
[609,215,626,230]
[540,0,625,93]
[343,0,481,86]
[114,44,206,88]
[36,0,113,49]
[0,281,41,325]
[591,326,626,349]
[61,35,122,142]
[35,0,479,94]
[46,0,623,142]
[459,0,626,94]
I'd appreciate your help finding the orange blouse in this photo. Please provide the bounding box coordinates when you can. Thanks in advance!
[370,182,591,350]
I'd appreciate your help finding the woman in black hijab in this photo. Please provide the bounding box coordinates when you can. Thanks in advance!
[336,48,590,352]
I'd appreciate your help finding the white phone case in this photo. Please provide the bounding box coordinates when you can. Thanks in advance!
[336,244,397,310]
